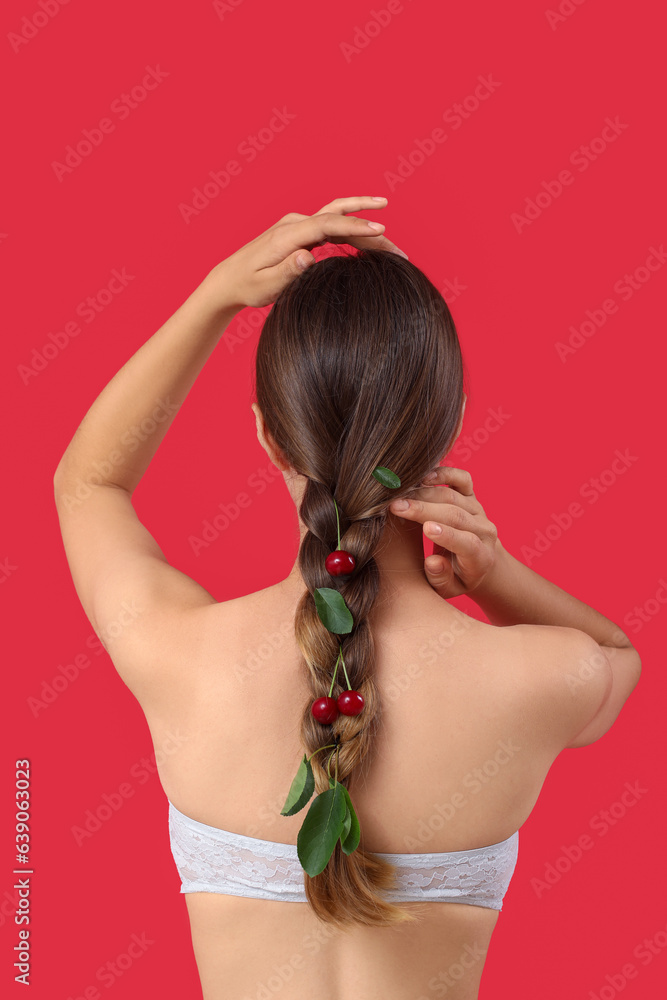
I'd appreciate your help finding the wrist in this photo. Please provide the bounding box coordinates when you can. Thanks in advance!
[468,537,510,600]
[197,262,245,316]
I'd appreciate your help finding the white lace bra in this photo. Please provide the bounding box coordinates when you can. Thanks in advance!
[167,799,519,910]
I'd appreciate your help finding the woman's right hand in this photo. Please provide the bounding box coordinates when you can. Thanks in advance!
[388,466,499,599]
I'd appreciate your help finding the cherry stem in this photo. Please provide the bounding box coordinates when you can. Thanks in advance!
[308,743,336,763]
[339,644,352,690]
[328,648,342,697]
[333,497,341,550]
[326,745,340,785]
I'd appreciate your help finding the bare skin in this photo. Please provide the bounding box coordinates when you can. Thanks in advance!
[124,527,637,1000]
[52,197,642,999]
[144,582,524,1000]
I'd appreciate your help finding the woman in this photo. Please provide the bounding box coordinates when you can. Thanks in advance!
[53,196,641,999]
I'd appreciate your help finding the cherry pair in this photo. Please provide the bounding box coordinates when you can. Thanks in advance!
[311,690,365,724]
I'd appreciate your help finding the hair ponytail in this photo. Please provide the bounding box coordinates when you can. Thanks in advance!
[294,477,422,928]
[254,247,466,928]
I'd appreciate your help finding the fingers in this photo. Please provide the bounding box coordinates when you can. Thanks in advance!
[423,551,458,594]
[390,496,483,538]
[427,525,494,590]
[419,465,475,496]
[347,231,409,259]
[406,465,481,515]
[270,212,308,231]
[279,199,409,259]
[314,196,389,215]
[408,481,480,516]
[314,199,409,257]
[296,212,388,248]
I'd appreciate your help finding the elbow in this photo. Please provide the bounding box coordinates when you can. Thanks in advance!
[53,461,73,504]
[620,645,642,702]
[53,455,72,488]
[53,466,66,495]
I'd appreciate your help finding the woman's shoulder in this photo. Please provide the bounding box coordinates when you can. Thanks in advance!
[484,622,609,751]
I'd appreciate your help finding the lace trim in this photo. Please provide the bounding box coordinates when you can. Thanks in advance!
[167,800,519,909]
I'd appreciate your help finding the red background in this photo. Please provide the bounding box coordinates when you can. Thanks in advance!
[2,0,665,996]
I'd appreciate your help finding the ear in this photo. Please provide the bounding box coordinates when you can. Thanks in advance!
[251,403,291,472]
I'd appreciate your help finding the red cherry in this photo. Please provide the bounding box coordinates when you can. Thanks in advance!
[311,697,339,724]
[337,690,364,716]
[325,550,356,576]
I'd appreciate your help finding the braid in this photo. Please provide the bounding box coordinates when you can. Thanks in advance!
[294,477,424,929]
[255,246,466,927]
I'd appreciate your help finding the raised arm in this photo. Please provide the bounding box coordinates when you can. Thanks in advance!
[390,467,642,748]
[468,537,631,648]
[53,197,403,697]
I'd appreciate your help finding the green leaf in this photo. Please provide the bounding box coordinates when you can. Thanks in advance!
[297,785,347,876]
[341,799,352,845]
[314,588,354,634]
[328,775,335,789]
[372,466,401,489]
[281,754,315,816]
[340,787,361,855]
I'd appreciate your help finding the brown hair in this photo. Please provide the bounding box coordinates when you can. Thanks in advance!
[253,247,466,928]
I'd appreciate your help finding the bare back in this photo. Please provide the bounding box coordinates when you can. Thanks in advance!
[129,579,578,1000]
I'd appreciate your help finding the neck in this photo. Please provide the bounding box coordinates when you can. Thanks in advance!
[284,514,432,588]
[278,470,454,613]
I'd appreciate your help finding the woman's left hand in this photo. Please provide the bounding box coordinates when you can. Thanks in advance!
[389,466,500,599]
[203,195,408,311]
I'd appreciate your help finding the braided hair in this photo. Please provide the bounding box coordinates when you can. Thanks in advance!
[254,248,465,927]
